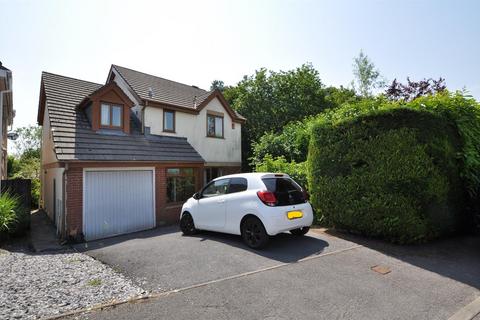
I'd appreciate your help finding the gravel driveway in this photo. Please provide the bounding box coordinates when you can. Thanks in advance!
[0,246,144,320]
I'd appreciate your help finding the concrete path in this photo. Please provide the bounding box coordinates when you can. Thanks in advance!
[29,210,64,252]
[449,296,480,320]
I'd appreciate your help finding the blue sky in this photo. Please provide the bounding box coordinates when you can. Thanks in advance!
[1,0,479,128]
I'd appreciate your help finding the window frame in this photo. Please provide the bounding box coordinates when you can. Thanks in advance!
[200,178,230,198]
[166,167,196,203]
[100,102,123,129]
[227,177,248,194]
[204,167,223,185]
[206,113,224,138]
[163,109,176,133]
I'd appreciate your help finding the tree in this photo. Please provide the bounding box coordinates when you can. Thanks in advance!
[352,50,385,97]
[210,80,225,91]
[11,125,41,157]
[324,85,359,108]
[224,64,330,170]
[385,77,446,101]
[9,125,42,207]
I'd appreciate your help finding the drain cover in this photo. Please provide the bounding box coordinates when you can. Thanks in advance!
[371,265,391,275]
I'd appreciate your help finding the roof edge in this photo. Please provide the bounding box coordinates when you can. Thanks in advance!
[196,90,246,123]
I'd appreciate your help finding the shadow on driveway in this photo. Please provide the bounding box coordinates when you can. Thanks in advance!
[325,229,480,290]
[76,225,332,264]
[189,230,330,263]
[74,226,180,251]
[73,226,336,292]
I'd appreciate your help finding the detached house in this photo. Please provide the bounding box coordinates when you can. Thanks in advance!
[38,65,245,241]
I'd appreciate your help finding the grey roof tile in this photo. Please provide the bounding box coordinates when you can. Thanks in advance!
[112,65,245,121]
[41,72,204,163]
[112,65,210,109]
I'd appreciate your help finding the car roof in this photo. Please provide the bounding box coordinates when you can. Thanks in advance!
[212,172,291,181]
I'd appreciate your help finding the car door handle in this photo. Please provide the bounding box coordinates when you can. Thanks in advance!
[217,199,225,204]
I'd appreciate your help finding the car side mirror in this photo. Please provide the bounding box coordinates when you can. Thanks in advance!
[193,192,201,200]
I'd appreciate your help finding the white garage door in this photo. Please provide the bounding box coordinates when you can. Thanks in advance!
[83,169,155,241]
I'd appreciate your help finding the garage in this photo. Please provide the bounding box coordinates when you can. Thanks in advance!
[83,168,155,241]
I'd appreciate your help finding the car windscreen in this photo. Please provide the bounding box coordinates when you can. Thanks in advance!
[261,177,306,206]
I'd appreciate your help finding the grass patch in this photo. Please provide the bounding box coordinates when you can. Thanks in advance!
[87,278,102,287]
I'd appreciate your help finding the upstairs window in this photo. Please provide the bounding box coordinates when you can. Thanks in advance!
[163,110,175,132]
[101,103,123,128]
[207,114,224,138]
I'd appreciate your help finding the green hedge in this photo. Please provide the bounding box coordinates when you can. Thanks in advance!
[308,93,479,243]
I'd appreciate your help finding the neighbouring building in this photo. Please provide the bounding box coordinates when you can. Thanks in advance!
[0,62,15,180]
[37,65,245,241]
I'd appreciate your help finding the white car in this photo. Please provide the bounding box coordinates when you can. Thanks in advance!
[180,173,314,249]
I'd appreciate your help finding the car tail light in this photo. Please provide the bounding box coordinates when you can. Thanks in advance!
[303,189,310,201]
[257,190,277,206]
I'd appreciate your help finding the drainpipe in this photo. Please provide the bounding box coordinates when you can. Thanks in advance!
[62,163,68,240]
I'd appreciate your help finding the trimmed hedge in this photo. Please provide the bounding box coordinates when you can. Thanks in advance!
[308,93,479,243]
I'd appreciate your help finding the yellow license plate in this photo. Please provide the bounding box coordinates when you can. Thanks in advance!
[287,211,303,220]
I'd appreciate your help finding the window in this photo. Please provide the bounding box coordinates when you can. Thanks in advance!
[207,114,224,138]
[204,167,223,184]
[167,168,195,203]
[228,178,248,194]
[201,179,229,198]
[262,177,305,206]
[100,103,123,128]
[163,110,175,132]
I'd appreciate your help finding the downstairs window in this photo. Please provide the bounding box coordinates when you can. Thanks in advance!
[166,168,196,203]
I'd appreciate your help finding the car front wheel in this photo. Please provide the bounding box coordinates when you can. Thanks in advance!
[180,213,197,235]
[241,217,269,249]
[290,227,310,236]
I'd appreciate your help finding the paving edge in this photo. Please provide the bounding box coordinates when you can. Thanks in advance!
[41,244,362,320]
[449,296,480,320]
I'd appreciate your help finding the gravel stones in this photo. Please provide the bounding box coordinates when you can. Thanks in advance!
[0,249,144,319]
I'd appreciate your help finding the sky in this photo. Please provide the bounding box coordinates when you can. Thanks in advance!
[1,0,479,129]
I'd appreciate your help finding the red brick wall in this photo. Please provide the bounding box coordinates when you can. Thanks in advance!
[162,205,183,224]
[65,167,83,239]
[155,166,167,225]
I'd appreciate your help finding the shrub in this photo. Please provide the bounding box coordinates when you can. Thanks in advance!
[250,117,316,169]
[0,192,20,234]
[308,92,478,243]
[255,154,308,189]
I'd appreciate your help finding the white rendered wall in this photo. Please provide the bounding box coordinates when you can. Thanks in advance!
[144,97,241,164]
[43,167,64,225]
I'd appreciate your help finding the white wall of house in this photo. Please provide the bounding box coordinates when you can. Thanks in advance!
[144,97,242,164]
[40,106,64,230]
[43,168,64,225]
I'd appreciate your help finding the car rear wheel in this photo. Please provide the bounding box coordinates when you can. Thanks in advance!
[241,217,269,249]
[290,227,310,236]
[180,213,197,235]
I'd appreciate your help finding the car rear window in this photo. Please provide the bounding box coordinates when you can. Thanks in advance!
[261,177,306,206]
